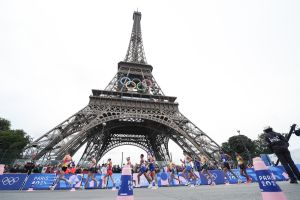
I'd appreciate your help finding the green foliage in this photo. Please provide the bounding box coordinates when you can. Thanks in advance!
[0,117,11,131]
[221,135,255,163]
[221,133,273,164]
[0,118,32,164]
[253,133,273,155]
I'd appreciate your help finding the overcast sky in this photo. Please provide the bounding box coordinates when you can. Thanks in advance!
[1,0,300,165]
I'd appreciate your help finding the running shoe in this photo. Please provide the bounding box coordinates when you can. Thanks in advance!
[147,183,153,189]
[68,180,72,186]
[246,179,252,184]
[112,187,117,190]
[238,179,242,184]
[151,185,158,189]
[49,186,55,190]
[134,184,140,188]
[190,184,195,188]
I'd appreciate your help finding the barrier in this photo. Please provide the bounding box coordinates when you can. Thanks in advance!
[22,173,56,190]
[227,169,257,183]
[0,166,293,190]
[197,170,225,185]
[117,165,134,200]
[81,174,101,189]
[0,174,28,190]
[269,166,289,181]
[253,157,287,200]
[157,172,169,186]
[55,174,82,190]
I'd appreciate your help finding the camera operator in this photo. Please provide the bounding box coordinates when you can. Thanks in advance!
[263,126,300,184]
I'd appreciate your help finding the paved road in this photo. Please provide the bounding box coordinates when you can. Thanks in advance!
[1,182,299,200]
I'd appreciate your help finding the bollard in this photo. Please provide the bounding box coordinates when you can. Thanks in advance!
[253,157,287,200]
[116,165,134,200]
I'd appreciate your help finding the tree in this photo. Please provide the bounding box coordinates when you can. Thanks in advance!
[221,135,256,163]
[253,133,272,155]
[0,118,32,164]
[0,117,11,131]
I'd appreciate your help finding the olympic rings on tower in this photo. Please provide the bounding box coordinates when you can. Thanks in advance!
[119,76,153,92]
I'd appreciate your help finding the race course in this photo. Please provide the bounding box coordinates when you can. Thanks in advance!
[1,182,299,200]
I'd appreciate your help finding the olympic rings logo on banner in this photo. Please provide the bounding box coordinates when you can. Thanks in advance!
[2,177,20,185]
[119,77,153,92]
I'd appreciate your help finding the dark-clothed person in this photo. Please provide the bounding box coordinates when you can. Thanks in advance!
[264,126,300,184]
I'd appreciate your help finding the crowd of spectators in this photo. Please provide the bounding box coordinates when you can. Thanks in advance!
[3,160,221,174]
[3,163,123,174]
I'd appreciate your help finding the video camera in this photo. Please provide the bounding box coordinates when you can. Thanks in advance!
[294,127,300,136]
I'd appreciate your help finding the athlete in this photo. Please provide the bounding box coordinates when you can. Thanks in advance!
[180,151,197,187]
[220,151,242,184]
[200,155,214,185]
[69,161,76,174]
[101,163,107,188]
[137,154,152,187]
[147,154,158,189]
[50,153,72,190]
[103,158,116,189]
[235,153,252,183]
[193,157,202,185]
[84,157,98,188]
[194,158,202,173]
[68,161,81,189]
[168,161,181,185]
[126,157,136,187]
[126,157,132,167]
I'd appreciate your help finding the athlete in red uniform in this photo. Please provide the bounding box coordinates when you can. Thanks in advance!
[103,158,116,189]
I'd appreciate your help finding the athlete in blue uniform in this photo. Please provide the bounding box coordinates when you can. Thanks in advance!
[220,151,242,184]
[147,154,158,189]
[180,151,197,187]
[137,154,151,187]
[194,159,201,172]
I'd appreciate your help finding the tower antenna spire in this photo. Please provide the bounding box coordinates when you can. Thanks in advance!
[124,11,147,64]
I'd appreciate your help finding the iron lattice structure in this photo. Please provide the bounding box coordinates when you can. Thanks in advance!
[23,11,221,165]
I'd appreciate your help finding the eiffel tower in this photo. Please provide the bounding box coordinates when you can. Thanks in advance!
[23,11,221,165]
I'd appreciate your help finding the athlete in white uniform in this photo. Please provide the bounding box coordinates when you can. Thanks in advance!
[101,164,107,188]
[126,157,136,187]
